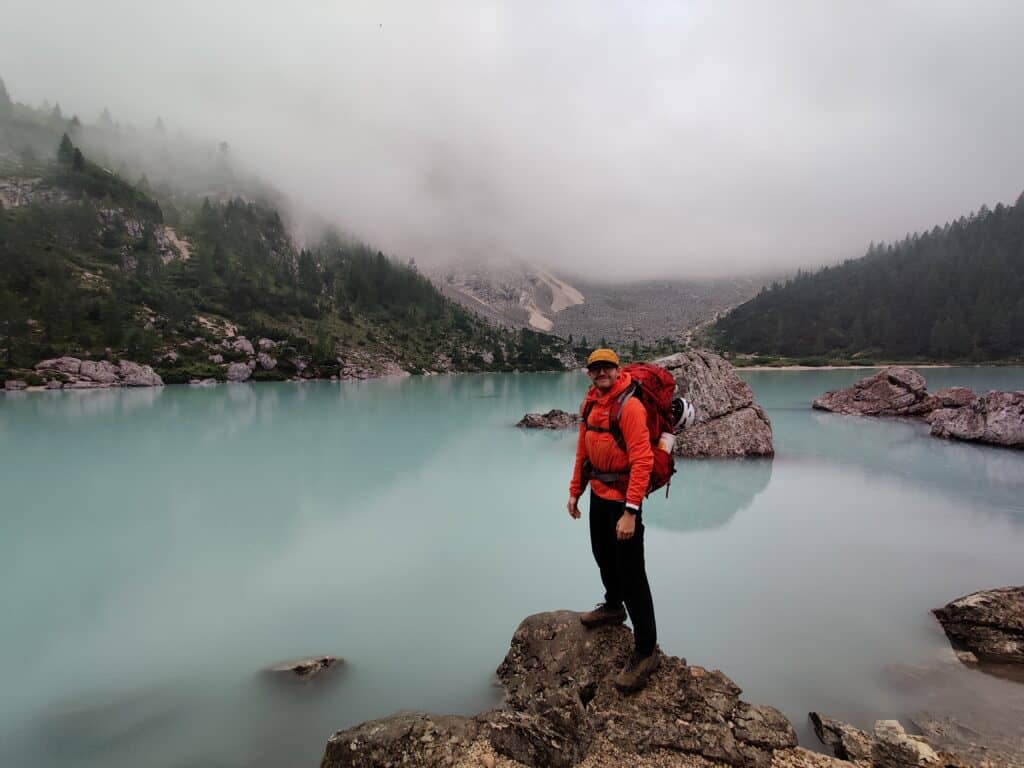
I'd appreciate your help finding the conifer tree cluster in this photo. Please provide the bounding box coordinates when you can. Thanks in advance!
[714,194,1024,361]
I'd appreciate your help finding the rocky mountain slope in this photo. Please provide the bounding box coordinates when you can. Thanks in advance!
[431,258,767,349]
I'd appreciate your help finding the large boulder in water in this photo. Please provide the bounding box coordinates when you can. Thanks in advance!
[929,391,1024,449]
[654,350,774,458]
[933,586,1024,666]
[812,366,931,417]
[321,610,803,768]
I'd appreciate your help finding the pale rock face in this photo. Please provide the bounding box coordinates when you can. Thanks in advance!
[117,361,164,387]
[4,379,27,391]
[223,336,255,356]
[208,354,224,364]
[257,352,277,370]
[35,356,82,375]
[655,349,774,457]
[227,362,252,382]
[258,338,278,351]
[79,360,120,384]
[872,720,940,768]
[45,380,63,389]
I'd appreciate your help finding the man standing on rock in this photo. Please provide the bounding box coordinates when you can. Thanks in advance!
[567,348,659,692]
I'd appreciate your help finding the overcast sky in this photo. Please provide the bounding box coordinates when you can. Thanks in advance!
[2,1,1023,279]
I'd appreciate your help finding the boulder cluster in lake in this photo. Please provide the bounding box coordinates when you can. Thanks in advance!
[516,349,774,458]
[812,366,1023,449]
[2,356,164,390]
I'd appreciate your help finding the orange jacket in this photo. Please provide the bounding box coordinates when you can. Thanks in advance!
[569,371,654,508]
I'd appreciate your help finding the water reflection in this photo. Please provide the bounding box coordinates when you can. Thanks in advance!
[645,459,773,532]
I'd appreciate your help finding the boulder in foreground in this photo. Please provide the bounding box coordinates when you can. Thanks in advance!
[933,586,1024,666]
[321,610,800,768]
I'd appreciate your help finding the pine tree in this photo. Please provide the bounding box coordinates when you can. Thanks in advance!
[57,133,74,165]
[0,76,12,116]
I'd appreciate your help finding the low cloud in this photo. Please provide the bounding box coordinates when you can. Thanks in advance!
[3,1,1023,279]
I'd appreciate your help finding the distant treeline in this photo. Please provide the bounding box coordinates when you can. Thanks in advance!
[713,192,1024,361]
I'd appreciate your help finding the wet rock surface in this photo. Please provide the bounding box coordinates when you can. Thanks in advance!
[321,611,797,768]
[934,587,1024,667]
[516,409,582,429]
[655,350,774,458]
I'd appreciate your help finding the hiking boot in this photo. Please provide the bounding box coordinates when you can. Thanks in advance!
[613,648,661,693]
[579,602,627,628]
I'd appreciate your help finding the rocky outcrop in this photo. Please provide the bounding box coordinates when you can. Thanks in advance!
[655,350,774,458]
[933,586,1024,666]
[32,357,163,388]
[257,352,277,370]
[321,610,798,768]
[222,336,255,357]
[812,367,932,417]
[929,391,1024,449]
[4,379,27,391]
[808,712,872,762]
[516,409,581,429]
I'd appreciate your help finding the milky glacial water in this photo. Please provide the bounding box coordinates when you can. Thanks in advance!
[1,368,1023,768]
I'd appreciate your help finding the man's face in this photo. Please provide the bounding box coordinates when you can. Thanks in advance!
[587,362,619,392]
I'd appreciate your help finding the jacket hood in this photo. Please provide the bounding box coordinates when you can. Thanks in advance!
[584,370,633,404]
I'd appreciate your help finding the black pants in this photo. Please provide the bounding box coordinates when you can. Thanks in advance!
[589,491,657,655]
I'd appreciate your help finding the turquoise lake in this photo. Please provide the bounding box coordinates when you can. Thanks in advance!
[2,368,1023,767]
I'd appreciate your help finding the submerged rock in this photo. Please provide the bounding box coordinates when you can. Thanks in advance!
[929,391,1024,449]
[268,656,342,679]
[933,586,1024,666]
[516,409,581,429]
[812,367,931,417]
[321,610,797,768]
[655,350,774,458]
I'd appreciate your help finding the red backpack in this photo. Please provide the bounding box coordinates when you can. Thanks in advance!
[581,362,678,497]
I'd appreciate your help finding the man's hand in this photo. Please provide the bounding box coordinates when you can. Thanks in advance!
[567,496,581,519]
[616,511,636,540]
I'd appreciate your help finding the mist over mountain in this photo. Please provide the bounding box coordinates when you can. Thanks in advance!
[4,3,1024,282]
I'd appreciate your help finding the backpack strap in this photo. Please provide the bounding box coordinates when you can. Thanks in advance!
[607,382,636,452]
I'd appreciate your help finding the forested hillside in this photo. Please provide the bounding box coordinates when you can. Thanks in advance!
[713,193,1024,363]
[0,77,574,384]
